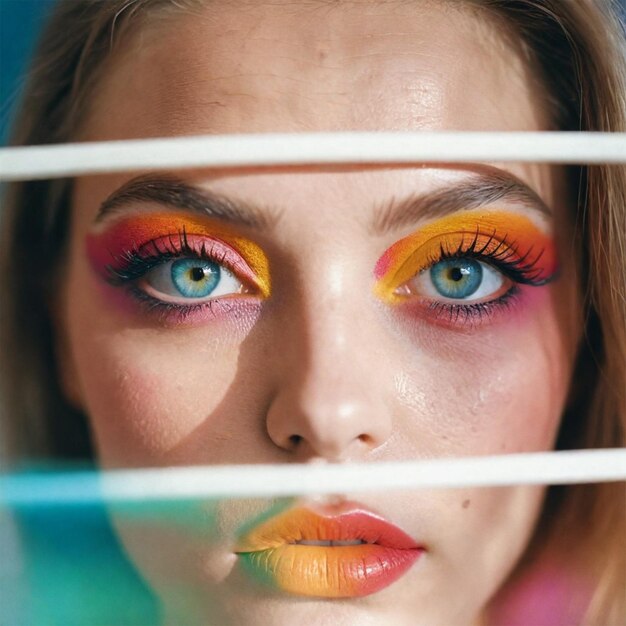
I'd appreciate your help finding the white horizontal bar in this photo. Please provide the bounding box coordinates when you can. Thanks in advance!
[1,449,624,506]
[1,132,625,181]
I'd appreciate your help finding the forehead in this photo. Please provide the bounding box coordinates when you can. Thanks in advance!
[82,0,548,140]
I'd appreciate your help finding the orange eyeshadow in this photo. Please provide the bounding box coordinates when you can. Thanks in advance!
[374,211,557,303]
[87,212,271,297]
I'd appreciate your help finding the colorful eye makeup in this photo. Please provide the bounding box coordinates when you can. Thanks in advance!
[88,207,557,328]
[374,210,558,323]
[86,212,270,323]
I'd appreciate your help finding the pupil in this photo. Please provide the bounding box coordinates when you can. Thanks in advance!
[448,267,465,282]
[190,267,205,281]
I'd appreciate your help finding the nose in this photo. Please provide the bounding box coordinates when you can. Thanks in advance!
[265,284,393,461]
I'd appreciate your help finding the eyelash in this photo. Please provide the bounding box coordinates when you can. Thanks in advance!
[104,229,254,322]
[426,228,549,284]
[416,229,554,324]
[425,286,520,325]
[106,229,223,282]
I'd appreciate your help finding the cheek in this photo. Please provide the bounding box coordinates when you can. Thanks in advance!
[392,286,575,457]
[71,331,242,466]
[64,267,264,467]
[420,484,546,620]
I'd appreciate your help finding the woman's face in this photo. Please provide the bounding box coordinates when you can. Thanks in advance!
[59,2,581,624]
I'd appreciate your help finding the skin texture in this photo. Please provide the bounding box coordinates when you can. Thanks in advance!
[57,1,582,624]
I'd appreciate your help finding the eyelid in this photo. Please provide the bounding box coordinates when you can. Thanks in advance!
[374,210,557,303]
[86,213,271,297]
[136,233,263,295]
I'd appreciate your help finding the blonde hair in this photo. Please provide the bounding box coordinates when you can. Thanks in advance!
[1,1,624,623]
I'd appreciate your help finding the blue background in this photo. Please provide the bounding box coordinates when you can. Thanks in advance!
[2,0,626,144]
[0,0,56,144]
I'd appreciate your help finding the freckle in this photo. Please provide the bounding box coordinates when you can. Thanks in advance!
[462,499,470,509]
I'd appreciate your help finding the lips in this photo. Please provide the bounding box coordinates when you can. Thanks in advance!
[234,505,424,598]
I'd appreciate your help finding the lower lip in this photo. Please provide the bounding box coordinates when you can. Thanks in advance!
[236,508,424,598]
[239,543,423,598]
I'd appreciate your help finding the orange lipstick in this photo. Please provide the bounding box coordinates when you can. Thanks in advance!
[235,506,423,598]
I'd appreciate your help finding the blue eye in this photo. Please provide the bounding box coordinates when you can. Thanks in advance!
[141,257,245,302]
[398,256,508,303]
[430,258,482,299]
[170,258,220,298]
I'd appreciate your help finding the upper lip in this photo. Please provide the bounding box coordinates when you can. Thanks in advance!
[234,502,421,552]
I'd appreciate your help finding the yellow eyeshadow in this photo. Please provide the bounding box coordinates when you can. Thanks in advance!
[93,212,271,298]
[374,211,556,303]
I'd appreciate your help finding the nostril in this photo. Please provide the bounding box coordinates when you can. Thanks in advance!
[357,433,373,444]
[289,434,302,448]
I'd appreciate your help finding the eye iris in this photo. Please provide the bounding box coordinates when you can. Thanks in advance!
[430,258,482,299]
[171,258,220,298]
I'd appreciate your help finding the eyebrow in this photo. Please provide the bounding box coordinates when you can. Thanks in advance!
[96,174,278,229]
[371,170,552,235]
[97,170,551,235]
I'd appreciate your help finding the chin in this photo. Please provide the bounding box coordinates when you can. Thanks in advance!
[161,592,434,626]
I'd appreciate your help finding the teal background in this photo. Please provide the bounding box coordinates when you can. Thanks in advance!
[0,0,56,144]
